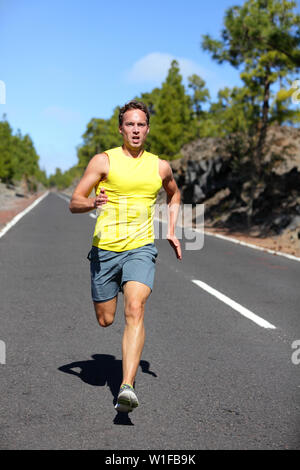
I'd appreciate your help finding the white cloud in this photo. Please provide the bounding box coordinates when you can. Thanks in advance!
[42,106,80,124]
[126,52,212,84]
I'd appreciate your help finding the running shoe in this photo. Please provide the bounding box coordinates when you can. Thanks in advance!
[114,384,139,413]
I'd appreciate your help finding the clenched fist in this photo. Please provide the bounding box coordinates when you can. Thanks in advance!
[94,187,108,209]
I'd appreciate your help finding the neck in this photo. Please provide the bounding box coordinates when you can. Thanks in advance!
[122,144,144,159]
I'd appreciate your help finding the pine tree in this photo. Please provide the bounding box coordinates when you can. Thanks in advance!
[0,115,47,187]
[0,116,13,181]
[148,60,196,160]
[188,74,210,118]
[202,0,300,176]
[77,108,122,169]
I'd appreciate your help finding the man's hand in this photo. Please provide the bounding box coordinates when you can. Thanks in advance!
[93,187,108,209]
[167,234,182,260]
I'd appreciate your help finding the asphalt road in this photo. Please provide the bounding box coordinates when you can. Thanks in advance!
[0,191,299,450]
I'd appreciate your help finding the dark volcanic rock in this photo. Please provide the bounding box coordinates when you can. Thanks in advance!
[165,126,300,237]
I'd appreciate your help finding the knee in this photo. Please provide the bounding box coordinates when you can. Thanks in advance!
[97,315,114,328]
[125,299,145,323]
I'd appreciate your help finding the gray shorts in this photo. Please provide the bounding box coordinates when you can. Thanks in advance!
[87,243,158,302]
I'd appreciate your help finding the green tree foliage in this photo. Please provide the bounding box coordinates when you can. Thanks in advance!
[187,74,211,138]
[201,0,300,227]
[47,164,83,190]
[51,107,124,190]
[76,62,198,163]
[202,0,300,175]
[74,1,299,189]
[272,80,300,125]
[12,132,39,181]
[138,88,162,117]
[34,167,48,187]
[0,117,13,181]
[147,60,196,160]
[209,85,261,135]
[48,168,64,189]
[77,107,122,169]
[188,74,210,118]
[0,115,46,188]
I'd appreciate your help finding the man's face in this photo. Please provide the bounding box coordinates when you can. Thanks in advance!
[119,109,149,149]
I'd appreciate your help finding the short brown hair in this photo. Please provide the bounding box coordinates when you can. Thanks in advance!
[119,100,150,126]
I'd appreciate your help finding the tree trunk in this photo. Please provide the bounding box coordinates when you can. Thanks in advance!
[247,73,271,228]
[255,74,271,178]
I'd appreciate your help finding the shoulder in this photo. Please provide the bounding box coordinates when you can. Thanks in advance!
[86,153,109,178]
[158,158,173,181]
[90,152,109,167]
[94,147,121,159]
[93,152,109,161]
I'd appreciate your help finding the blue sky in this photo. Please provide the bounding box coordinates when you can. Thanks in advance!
[0,0,298,176]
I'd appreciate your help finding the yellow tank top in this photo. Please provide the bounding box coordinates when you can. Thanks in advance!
[92,147,162,251]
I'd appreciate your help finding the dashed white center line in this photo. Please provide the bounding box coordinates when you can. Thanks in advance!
[55,195,278,331]
[192,279,276,329]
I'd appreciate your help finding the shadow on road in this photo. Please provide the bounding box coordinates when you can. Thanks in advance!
[58,354,157,426]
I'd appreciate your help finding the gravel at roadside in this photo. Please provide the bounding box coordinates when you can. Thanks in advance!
[0,182,45,231]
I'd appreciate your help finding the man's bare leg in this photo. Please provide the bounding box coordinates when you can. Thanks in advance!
[93,296,118,327]
[122,281,151,387]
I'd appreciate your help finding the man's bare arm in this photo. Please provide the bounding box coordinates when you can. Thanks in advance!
[159,159,182,260]
[69,153,109,213]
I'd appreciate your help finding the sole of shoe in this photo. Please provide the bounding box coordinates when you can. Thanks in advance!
[115,389,139,413]
[114,402,133,413]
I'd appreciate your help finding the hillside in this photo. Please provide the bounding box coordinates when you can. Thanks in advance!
[158,125,300,257]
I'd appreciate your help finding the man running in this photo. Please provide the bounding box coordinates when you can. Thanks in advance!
[69,100,181,412]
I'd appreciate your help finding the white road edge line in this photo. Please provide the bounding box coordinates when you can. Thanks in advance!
[198,228,300,263]
[50,200,300,261]
[55,192,97,218]
[153,217,300,263]
[191,279,276,329]
[53,197,299,262]
[0,191,50,239]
